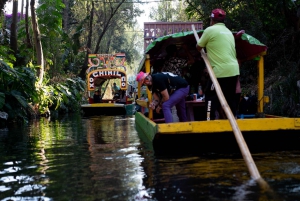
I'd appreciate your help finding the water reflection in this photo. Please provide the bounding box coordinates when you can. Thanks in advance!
[140,139,300,200]
[86,116,148,200]
[0,115,147,201]
[1,115,300,200]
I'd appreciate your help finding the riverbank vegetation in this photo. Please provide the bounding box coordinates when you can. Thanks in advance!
[0,0,142,125]
[1,0,300,126]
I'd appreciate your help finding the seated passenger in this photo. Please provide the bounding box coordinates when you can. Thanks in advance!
[93,89,102,103]
[117,90,126,104]
[113,90,120,100]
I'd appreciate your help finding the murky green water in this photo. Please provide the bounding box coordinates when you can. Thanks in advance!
[1,114,300,201]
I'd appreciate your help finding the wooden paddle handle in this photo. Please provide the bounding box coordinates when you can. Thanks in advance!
[191,25,261,180]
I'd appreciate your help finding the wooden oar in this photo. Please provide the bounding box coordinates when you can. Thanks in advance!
[191,25,261,180]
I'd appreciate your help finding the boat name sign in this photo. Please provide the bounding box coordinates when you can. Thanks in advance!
[87,69,127,91]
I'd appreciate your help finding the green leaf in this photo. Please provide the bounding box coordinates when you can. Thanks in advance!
[11,90,29,109]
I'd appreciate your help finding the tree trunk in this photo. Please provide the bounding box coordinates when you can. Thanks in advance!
[21,0,24,19]
[30,0,44,85]
[25,0,32,48]
[10,0,18,55]
[63,0,69,31]
[79,1,94,80]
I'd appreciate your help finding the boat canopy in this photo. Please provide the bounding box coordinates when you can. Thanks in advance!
[138,29,267,72]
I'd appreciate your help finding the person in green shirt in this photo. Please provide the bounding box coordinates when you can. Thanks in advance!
[196,8,240,120]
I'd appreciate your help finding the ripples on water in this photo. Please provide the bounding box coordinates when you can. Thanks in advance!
[0,114,300,200]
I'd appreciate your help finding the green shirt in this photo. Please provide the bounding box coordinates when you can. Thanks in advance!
[198,23,239,78]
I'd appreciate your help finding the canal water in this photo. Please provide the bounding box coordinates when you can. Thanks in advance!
[1,114,300,201]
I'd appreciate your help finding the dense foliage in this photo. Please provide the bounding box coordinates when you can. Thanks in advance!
[0,59,85,125]
[0,0,143,125]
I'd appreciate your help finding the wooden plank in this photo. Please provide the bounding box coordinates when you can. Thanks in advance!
[157,122,193,134]
[295,118,300,127]
[155,118,300,134]
[135,112,157,141]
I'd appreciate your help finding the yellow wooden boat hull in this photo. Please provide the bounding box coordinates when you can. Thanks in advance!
[135,112,300,139]
[135,112,300,153]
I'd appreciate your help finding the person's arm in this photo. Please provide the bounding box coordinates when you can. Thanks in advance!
[160,89,169,103]
[196,44,203,52]
[148,89,170,109]
[196,29,209,52]
[153,89,169,113]
[149,92,160,110]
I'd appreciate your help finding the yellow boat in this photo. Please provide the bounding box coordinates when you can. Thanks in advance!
[81,53,135,116]
[135,26,300,153]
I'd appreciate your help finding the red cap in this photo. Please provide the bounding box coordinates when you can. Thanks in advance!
[211,8,226,20]
[136,72,148,84]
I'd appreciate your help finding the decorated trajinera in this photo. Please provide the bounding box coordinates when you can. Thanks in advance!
[81,53,135,116]
[135,26,300,155]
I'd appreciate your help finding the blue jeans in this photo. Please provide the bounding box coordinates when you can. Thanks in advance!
[162,85,189,123]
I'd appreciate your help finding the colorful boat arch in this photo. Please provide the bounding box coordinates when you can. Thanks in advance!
[86,53,127,91]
